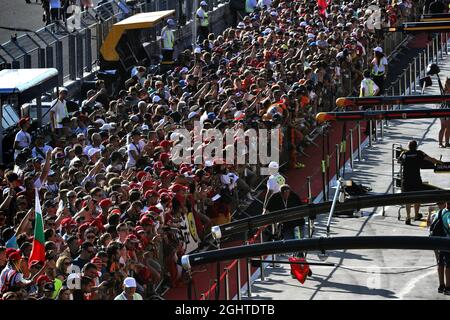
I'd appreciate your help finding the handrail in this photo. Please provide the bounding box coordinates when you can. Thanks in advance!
[183,236,450,268]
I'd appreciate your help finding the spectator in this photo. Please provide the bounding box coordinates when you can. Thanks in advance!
[13,118,31,160]
[114,277,143,300]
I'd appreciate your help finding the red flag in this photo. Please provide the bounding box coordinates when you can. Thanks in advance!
[289,257,310,284]
[317,0,329,16]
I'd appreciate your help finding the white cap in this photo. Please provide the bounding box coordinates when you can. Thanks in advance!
[167,19,176,26]
[59,87,68,93]
[94,118,105,126]
[200,1,207,6]
[141,124,150,131]
[123,277,137,288]
[153,95,162,103]
[237,22,245,29]
[88,148,101,158]
[180,67,189,74]
[194,47,202,54]
[268,161,279,169]
[170,132,180,141]
[188,111,199,119]
[100,123,113,131]
[373,46,383,53]
[270,11,278,16]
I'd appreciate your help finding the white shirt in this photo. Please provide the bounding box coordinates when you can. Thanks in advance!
[14,130,31,159]
[51,98,69,129]
[32,145,53,160]
[371,56,388,75]
[126,140,146,169]
[257,0,272,9]
[267,173,285,194]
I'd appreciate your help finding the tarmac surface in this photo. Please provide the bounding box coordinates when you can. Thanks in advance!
[245,48,450,301]
[0,0,103,44]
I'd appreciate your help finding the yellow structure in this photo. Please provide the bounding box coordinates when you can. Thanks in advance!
[100,10,175,62]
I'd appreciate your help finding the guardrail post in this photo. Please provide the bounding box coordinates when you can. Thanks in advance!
[374,105,378,142]
[335,143,340,179]
[357,121,362,161]
[349,129,354,170]
[380,107,384,139]
[440,33,444,60]
[432,35,436,63]
[408,63,412,95]
[403,71,407,97]
[224,268,229,300]
[446,33,448,55]
[246,243,252,298]
[418,52,422,79]
[68,34,76,80]
[271,224,276,268]
[413,57,417,93]
[368,119,373,148]
[46,46,53,68]
[76,32,84,80]
[427,42,430,64]
[38,48,46,68]
[259,232,265,281]
[56,40,63,85]
[236,259,241,300]
[24,54,32,69]
[85,28,92,73]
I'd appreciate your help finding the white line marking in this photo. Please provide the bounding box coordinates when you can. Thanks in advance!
[397,269,435,299]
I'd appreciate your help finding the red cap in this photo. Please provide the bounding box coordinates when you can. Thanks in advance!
[129,182,141,190]
[160,153,170,162]
[142,180,155,190]
[135,226,145,233]
[36,275,51,285]
[125,234,140,242]
[78,222,91,234]
[170,184,188,193]
[5,248,17,258]
[140,216,154,226]
[160,170,172,179]
[180,167,191,175]
[160,140,172,149]
[61,217,77,228]
[90,218,105,233]
[7,250,21,261]
[158,188,169,195]
[110,208,121,216]
[99,198,112,208]
[18,117,30,127]
[136,171,146,182]
[147,205,162,213]
[144,189,159,199]
[154,161,163,169]
[91,257,102,264]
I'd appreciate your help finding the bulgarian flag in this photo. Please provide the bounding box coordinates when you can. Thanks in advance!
[29,189,45,267]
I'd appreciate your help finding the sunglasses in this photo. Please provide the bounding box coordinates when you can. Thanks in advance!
[64,261,72,266]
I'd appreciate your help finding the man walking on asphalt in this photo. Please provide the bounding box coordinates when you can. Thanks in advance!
[398,140,442,225]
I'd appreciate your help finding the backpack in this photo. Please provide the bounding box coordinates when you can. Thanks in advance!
[430,209,447,237]
[0,270,19,294]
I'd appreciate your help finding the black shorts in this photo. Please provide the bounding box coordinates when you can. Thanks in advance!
[401,184,425,193]
[438,251,450,267]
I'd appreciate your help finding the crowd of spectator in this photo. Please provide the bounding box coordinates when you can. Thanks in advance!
[1,0,419,300]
